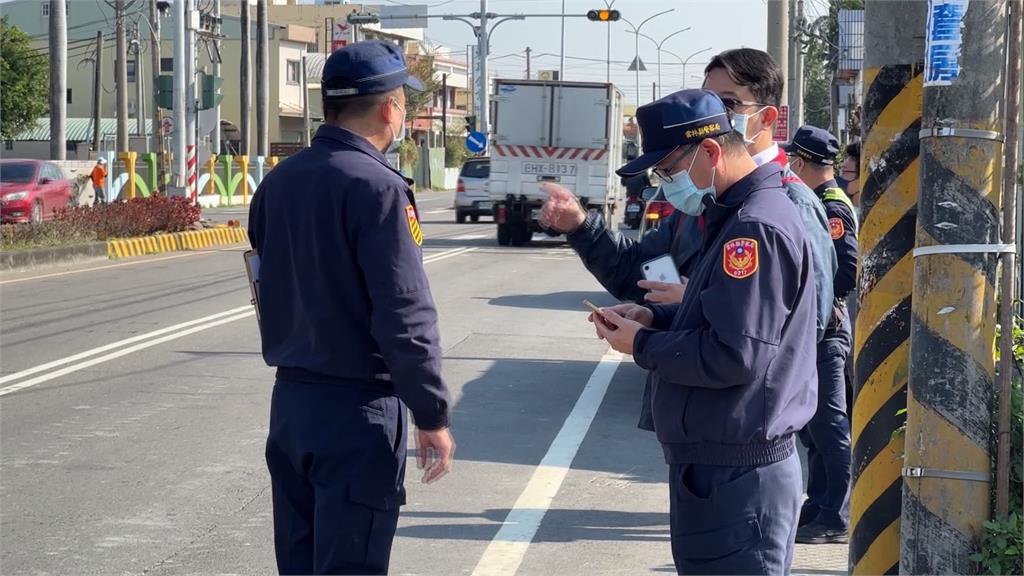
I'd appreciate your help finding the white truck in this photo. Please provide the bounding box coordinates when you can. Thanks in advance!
[489,79,626,246]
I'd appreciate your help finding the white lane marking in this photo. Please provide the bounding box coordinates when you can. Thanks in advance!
[425,208,452,215]
[423,247,478,264]
[0,311,255,398]
[471,348,624,576]
[0,306,253,385]
[0,250,237,286]
[450,234,487,241]
[0,246,478,398]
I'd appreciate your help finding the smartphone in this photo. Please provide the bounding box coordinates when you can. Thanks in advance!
[583,300,618,329]
[642,255,683,285]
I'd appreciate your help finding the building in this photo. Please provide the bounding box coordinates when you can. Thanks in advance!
[1,0,315,160]
[837,9,865,144]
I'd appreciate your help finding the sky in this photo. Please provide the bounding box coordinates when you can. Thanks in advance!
[408,0,830,103]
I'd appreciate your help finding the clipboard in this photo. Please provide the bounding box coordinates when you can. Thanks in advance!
[243,250,262,325]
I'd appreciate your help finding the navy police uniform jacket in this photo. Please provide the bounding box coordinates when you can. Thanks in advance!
[632,163,818,465]
[568,211,702,303]
[816,180,859,301]
[248,125,451,431]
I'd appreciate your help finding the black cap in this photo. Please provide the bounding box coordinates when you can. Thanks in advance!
[322,40,425,98]
[617,89,733,176]
[783,125,841,165]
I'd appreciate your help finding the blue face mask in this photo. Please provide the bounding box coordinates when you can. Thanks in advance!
[731,107,768,145]
[836,176,849,192]
[661,150,716,216]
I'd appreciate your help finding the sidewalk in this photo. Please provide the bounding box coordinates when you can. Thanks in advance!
[793,542,849,575]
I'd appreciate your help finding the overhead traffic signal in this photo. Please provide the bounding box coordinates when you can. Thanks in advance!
[200,73,224,110]
[586,9,620,22]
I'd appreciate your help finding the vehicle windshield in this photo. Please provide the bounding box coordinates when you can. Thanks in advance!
[460,160,490,179]
[0,163,37,184]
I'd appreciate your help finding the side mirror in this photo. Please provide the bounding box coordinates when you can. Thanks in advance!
[641,186,661,201]
[39,178,51,186]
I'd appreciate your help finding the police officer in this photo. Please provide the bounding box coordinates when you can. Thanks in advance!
[593,90,818,575]
[248,41,455,575]
[785,125,858,544]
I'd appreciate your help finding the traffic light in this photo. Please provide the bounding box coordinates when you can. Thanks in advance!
[586,9,620,22]
[466,115,477,132]
[200,73,223,110]
[156,74,174,110]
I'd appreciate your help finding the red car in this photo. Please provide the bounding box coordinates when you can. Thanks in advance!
[1,159,74,224]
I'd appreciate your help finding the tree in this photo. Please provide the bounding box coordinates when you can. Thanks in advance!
[799,0,864,131]
[0,17,48,140]
[404,53,441,128]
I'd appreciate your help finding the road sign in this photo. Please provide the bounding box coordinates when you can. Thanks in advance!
[162,116,175,135]
[773,105,790,142]
[465,131,487,153]
[332,21,353,51]
[627,56,647,72]
[379,4,428,29]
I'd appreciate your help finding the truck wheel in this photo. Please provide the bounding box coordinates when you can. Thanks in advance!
[470,214,480,223]
[510,221,530,246]
[497,223,511,246]
[456,211,467,224]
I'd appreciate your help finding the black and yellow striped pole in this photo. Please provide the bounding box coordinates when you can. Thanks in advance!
[850,3,926,574]
[900,1,1009,573]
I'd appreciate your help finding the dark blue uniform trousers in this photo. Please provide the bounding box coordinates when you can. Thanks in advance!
[266,379,407,575]
[798,329,853,529]
[669,450,802,575]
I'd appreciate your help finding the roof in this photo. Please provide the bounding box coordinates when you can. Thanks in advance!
[10,117,153,142]
[305,53,326,85]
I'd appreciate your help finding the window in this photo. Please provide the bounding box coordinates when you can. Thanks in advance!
[160,57,174,73]
[286,60,301,85]
[128,60,137,83]
[66,89,72,104]
[4,141,13,151]
[41,2,48,17]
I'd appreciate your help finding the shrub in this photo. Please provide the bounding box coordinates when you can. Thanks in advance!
[0,220,96,251]
[55,196,200,240]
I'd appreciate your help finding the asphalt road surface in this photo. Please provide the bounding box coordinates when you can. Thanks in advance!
[0,191,846,575]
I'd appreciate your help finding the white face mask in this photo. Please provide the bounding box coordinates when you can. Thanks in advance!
[731,106,769,145]
[385,98,406,155]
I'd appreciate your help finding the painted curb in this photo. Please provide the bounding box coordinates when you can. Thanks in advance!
[106,227,248,259]
[0,242,109,271]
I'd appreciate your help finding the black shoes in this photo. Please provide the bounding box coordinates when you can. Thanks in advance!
[796,521,849,544]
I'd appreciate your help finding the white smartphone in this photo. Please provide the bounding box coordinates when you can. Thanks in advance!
[641,255,683,285]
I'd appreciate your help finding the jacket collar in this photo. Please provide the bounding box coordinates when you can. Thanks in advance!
[703,162,785,232]
[313,125,408,180]
[813,178,839,197]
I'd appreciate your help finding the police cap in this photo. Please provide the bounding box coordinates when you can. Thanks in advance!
[783,125,841,165]
[322,40,425,98]
[617,89,733,176]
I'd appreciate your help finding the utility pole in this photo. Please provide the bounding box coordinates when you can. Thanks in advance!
[791,0,805,135]
[240,0,251,155]
[115,0,129,153]
[132,22,146,148]
[902,1,1009,573]
[92,30,104,152]
[850,2,927,574]
[525,46,531,79]
[766,0,789,120]
[185,0,197,199]
[477,0,490,135]
[172,0,187,192]
[996,0,1022,522]
[441,72,448,152]
[150,0,162,162]
[302,54,311,148]
[559,0,565,81]
[212,0,221,155]
[48,0,66,160]
[257,0,269,157]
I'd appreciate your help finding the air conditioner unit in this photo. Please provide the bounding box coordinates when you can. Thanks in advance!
[538,70,560,81]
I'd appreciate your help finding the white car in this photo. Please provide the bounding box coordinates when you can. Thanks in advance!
[455,157,491,224]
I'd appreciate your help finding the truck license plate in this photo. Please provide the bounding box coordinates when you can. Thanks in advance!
[523,162,578,177]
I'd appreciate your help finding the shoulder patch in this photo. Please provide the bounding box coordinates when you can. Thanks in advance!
[829,217,845,240]
[406,205,423,246]
[723,238,759,279]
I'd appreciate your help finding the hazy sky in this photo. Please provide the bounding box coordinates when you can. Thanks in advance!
[412,0,828,103]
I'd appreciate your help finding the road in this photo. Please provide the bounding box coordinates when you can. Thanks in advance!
[0,192,846,575]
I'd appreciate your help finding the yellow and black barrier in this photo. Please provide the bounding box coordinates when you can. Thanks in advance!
[849,62,924,575]
[106,228,248,259]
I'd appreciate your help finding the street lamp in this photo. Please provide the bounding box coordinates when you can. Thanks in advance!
[682,47,713,90]
[622,9,674,105]
[635,28,691,98]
